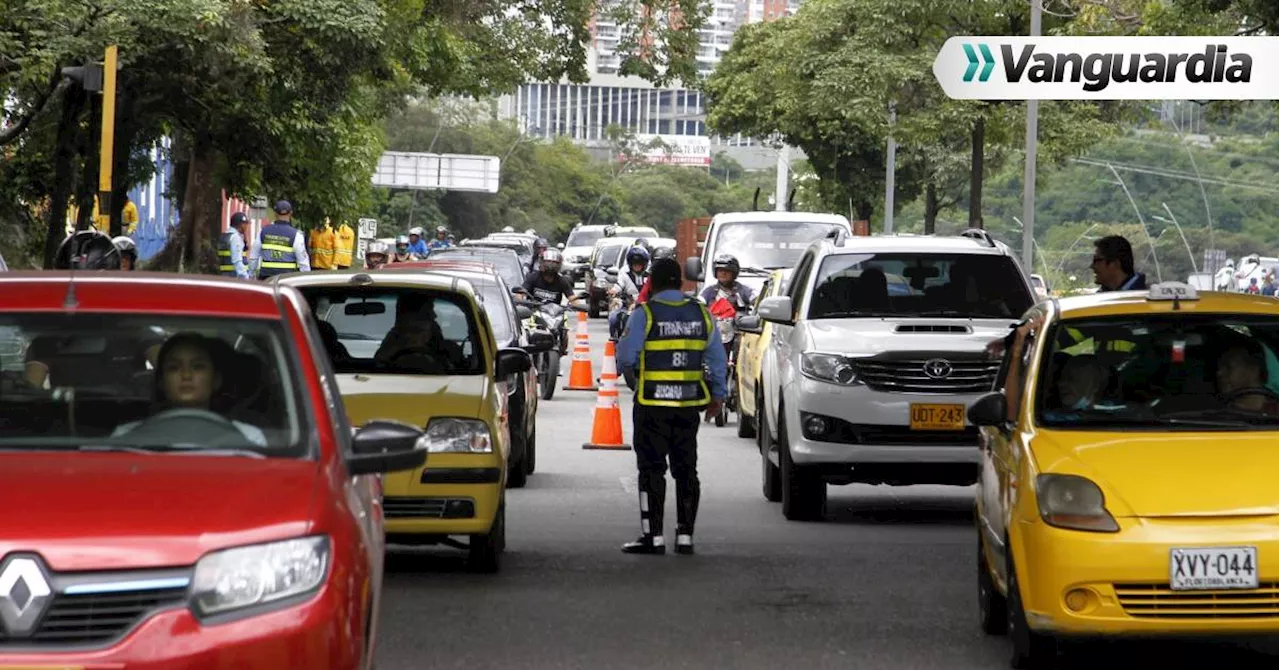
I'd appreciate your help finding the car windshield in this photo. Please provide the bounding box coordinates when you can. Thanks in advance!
[566,228,606,248]
[463,241,532,267]
[0,314,305,454]
[426,248,524,287]
[808,253,1033,319]
[713,221,843,270]
[470,280,514,344]
[1035,314,1278,430]
[615,227,659,238]
[594,244,626,268]
[303,287,484,375]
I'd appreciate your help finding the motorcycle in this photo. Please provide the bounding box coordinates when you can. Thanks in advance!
[514,291,585,401]
[706,288,747,427]
[607,285,640,391]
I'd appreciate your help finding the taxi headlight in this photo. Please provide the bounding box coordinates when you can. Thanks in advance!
[1035,474,1119,532]
[418,418,493,453]
[799,352,860,386]
[191,536,330,619]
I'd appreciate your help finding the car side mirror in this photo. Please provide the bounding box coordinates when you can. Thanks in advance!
[967,392,1009,429]
[515,305,533,319]
[523,331,555,353]
[685,256,704,282]
[734,314,763,334]
[496,347,533,377]
[756,296,794,326]
[348,420,427,475]
[606,267,619,277]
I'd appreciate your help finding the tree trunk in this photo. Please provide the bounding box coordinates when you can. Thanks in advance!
[43,88,87,268]
[923,182,938,235]
[968,116,985,229]
[108,92,135,238]
[179,137,221,272]
[73,97,101,233]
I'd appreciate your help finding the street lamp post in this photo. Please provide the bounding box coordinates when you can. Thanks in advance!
[1152,204,1198,274]
[1020,0,1042,272]
[1054,222,1100,277]
[1105,163,1162,283]
[1011,216,1052,278]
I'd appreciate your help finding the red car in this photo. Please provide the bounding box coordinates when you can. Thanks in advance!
[0,272,426,669]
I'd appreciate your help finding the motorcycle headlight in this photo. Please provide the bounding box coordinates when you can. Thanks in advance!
[1035,474,1119,532]
[799,352,860,386]
[418,417,493,453]
[190,536,330,620]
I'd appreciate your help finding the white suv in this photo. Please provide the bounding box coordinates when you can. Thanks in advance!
[753,229,1036,520]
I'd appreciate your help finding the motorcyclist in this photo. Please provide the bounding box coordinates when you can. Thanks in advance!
[636,245,677,305]
[406,227,430,257]
[112,236,139,271]
[365,241,391,269]
[520,249,584,356]
[700,253,755,312]
[428,225,452,250]
[53,230,122,270]
[528,237,549,275]
[391,235,416,263]
[609,246,649,339]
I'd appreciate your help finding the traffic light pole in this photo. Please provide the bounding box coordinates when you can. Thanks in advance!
[96,45,119,233]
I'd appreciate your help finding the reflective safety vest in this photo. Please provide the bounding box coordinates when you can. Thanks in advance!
[216,230,246,276]
[309,226,336,270]
[636,297,712,408]
[258,222,301,278]
[1062,326,1135,355]
[334,223,355,267]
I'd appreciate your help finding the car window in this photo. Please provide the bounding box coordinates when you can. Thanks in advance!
[593,244,625,267]
[472,281,515,344]
[303,287,484,376]
[808,253,1033,320]
[1035,314,1278,430]
[426,248,524,288]
[0,314,306,454]
[566,228,605,247]
[713,221,842,270]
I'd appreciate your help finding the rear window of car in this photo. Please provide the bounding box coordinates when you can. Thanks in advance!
[808,253,1033,320]
[0,314,306,454]
[302,287,485,376]
[427,248,524,287]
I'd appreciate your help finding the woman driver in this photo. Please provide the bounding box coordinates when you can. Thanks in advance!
[112,333,266,446]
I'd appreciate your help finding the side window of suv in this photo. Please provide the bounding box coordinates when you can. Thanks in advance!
[787,253,814,321]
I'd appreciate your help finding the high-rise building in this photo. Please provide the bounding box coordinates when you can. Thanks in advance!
[496,0,805,167]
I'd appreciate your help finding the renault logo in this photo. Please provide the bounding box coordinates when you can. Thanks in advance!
[923,358,953,379]
[0,555,53,638]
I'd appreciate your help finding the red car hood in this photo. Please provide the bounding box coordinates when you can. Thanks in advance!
[0,452,320,571]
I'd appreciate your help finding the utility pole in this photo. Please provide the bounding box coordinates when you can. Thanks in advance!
[775,143,789,211]
[1020,0,1040,272]
[96,45,119,232]
[884,103,896,233]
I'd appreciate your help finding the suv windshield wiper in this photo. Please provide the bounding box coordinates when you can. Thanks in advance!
[738,266,772,276]
[814,311,900,319]
[909,309,971,318]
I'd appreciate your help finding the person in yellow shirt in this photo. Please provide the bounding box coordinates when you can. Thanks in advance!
[309,217,336,270]
[121,196,140,235]
[334,221,356,269]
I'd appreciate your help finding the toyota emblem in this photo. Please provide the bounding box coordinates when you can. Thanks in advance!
[923,358,953,379]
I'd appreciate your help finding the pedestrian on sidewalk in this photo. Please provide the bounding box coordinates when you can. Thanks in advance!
[616,257,727,556]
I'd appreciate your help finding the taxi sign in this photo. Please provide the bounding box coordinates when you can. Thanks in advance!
[1147,282,1199,301]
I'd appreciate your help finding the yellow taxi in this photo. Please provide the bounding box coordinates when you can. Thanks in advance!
[969,282,1278,667]
[732,268,791,441]
[278,271,532,573]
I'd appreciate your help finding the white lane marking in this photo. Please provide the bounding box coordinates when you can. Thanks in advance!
[619,476,637,494]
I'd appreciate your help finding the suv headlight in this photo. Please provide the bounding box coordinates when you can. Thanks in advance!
[419,418,493,453]
[1035,474,1120,532]
[191,536,330,619]
[800,353,860,386]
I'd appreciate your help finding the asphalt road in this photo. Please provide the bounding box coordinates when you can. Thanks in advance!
[376,319,1276,670]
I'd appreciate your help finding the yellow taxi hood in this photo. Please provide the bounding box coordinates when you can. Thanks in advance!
[1032,429,1279,518]
[336,373,488,428]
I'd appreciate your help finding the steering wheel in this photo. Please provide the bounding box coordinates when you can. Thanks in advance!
[126,408,244,444]
[388,348,446,373]
[1219,386,1279,403]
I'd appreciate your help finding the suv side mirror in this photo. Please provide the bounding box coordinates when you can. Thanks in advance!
[968,392,1009,428]
[734,314,763,334]
[496,347,533,377]
[685,256,704,282]
[756,296,794,326]
[349,420,427,475]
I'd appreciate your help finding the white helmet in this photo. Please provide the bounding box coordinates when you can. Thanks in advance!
[367,241,390,256]
[501,226,515,233]
[408,227,424,237]
[112,236,137,256]
[524,228,536,235]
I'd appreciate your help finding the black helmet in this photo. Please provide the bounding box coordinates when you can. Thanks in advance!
[534,237,548,251]
[651,246,676,261]
[112,236,138,266]
[54,230,122,270]
[712,253,740,275]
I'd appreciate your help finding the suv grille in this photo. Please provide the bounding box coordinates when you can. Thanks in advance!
[1115,582,1279,619]
[0,586,188,646]
[854,356,999,394]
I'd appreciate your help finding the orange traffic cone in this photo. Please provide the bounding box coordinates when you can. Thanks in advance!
[563,310,597,391]
[583,340,631,451]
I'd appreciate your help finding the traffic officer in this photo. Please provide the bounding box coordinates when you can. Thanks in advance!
[217,212,252,278]
[1091,235,1147,292]
[250,200,310,279]
[616,257,727,556]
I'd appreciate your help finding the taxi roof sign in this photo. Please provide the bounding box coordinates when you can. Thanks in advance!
[1147,282,1199,301]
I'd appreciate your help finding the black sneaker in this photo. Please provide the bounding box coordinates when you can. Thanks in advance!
[674,533,694,555]
[621,535,665,555]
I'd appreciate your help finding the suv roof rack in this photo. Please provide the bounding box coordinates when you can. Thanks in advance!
[825,227,849,245]
[958,228,998,248]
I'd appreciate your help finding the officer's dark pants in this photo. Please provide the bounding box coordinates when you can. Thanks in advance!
[632,403,702,537]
